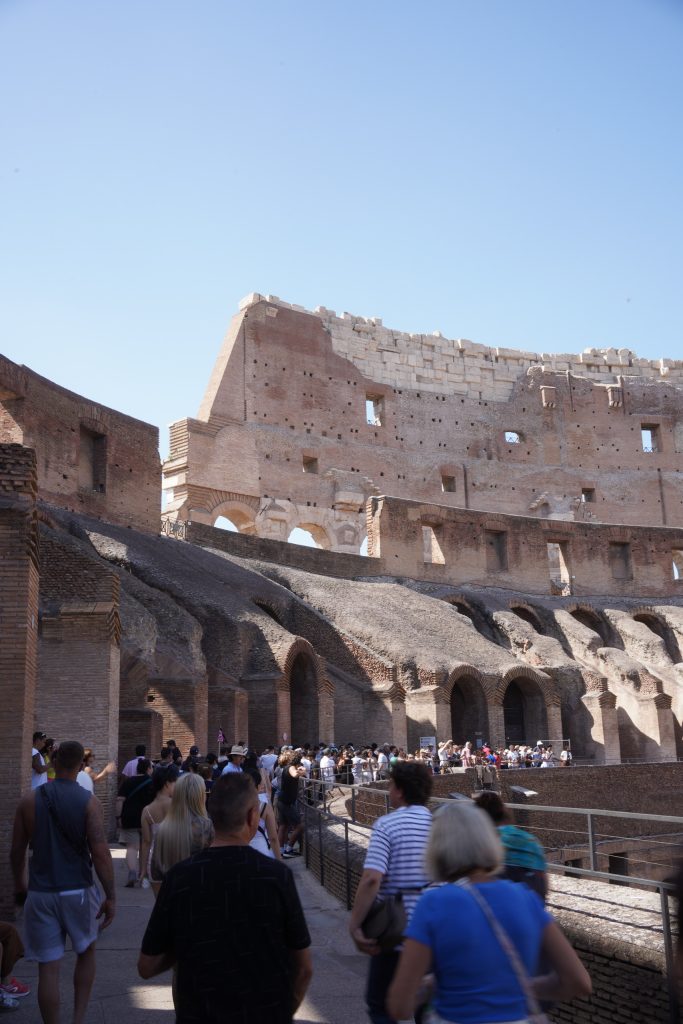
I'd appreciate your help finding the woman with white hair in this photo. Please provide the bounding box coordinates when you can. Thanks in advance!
[387,801,591,1024]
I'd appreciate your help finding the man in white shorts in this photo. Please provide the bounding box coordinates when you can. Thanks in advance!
[10,740,115,1024]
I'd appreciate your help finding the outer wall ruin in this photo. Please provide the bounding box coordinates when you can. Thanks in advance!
[163,294,683,550]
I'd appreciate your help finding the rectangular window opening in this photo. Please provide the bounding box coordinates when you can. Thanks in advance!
[504,430,521,445]
[78,426,107,493]
[547,541,572,595]
[580,488,595,503]
[302,456,319,474]
[609,542,632,580]
[484,530,507,572]
[608,852,629,886]
[441,474,456,493]
[672,549,683,581]
[641,423,660,453]
[422,525,445,565]
[366,395,384,426]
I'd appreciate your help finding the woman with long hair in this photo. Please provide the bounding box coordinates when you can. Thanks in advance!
[387,800,591,1024]
[139,764,179,895]
[152,773,214,882]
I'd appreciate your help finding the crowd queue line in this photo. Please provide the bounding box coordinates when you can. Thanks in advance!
[6,732,677,1024]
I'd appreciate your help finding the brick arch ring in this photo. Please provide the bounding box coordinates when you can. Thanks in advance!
[279,637,328,695]
[492,666,559,708]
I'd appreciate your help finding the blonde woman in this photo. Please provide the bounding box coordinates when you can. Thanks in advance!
[152,773,214,885]
[140,765,179,894]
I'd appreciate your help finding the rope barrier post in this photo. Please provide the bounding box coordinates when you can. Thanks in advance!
[587,812,597,871]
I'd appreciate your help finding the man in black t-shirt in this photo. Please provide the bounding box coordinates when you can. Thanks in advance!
[138,773,312,1024]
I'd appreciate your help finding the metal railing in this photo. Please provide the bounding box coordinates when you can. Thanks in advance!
[298,780,682,1024]
[160,518,188,540]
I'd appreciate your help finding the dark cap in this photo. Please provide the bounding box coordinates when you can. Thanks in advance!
[189,745,200,755]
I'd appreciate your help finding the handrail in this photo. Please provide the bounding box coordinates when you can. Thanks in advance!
[298,779,681,1024]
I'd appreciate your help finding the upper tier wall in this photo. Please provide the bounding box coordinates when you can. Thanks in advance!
[0,354,161,532]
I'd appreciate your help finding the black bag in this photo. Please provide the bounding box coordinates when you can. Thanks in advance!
[361,893,407,952]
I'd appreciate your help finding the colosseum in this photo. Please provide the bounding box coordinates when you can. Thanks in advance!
[2,292,683,914]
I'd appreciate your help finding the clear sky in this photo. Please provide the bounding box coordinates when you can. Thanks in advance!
[1,0,682,460]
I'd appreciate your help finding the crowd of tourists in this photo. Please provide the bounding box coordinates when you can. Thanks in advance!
[7,731,680,1024]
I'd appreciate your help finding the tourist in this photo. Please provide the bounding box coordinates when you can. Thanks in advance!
[120,744,147,779]
[0,922,29,1007]
[221,744,247,774]
[560,745,573,767]
[541,745,556,767]
[460,740,474,767]
[43,739,56,782]
[245,766,281,860]
[117,758,153,887]
[31,731,49,789]
[76,748,116,793]
[474,791,548,901]
[138,774,312,1024]
[152,773,214,883]
[386,800,592,1023]
[181,745,201,773]
[376,745,390,780]
[260,745,278,778]
[10,740,115,1024]
[277,751,306,858]
[139,765,179,895]
[318,747,337,792]
[348,761,433,1024]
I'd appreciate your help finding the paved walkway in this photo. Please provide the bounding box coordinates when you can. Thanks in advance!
[9,846,369,1024]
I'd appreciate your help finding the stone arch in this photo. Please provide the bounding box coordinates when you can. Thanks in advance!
[442,595,498,643]
[210,499,257,533]
[288,522,333,550]
[631,607,682,663]
[252,598,287,628]
[446,666,490,746]
[496,671,551,745]
[509,603,545,635]
[567,603,611,645]
[282,639,324,746]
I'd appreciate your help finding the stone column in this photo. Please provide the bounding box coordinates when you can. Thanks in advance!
[581,691,621,764]
[487,702,506,750]
[546,701,565,749]
[0,445,39,917]
[318,679,335,746]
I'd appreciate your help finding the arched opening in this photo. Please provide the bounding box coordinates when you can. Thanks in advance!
[287,524,331,549]
[502,677,548,745]
[211,505,257,534]
[633,613,681,663]
[253,600,285,627]
[289,652,319,747]
[510,605,544,634]
[445,598,498,644]
[450,675,490,747]
[214,515,239,532]
[569,607,610,646]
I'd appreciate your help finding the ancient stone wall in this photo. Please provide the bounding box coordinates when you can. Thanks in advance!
[0,445,39,916]
[164,294,683,550]
[0,353,160,532]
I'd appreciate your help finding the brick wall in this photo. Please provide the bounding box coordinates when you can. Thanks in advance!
[0,353,160,532]
[0,444,39,916]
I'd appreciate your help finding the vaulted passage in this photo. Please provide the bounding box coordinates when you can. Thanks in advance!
[450,676,490,746]
[289,652,319,746]
[633,613,681,663]
[502,677,548,745]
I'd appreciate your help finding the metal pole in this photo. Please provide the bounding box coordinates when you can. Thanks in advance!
[659,886,681,1024]
[344,821,351,910]
[318,809,325,888]
[587,812,598,871]
[351,787,356,824]
[304,801,310,870]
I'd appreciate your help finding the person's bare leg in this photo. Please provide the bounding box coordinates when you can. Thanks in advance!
[73,944,96,1024]
[125,843,138,874]
[37,960,60,1024]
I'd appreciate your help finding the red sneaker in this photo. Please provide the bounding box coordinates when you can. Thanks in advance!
[0,979,30,998]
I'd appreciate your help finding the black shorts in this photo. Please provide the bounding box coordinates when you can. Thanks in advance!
[277,799,300,827]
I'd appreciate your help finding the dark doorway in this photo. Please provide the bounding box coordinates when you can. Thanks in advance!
[451,676,489,747]
[503,681,526,743]
[289,653,319,747]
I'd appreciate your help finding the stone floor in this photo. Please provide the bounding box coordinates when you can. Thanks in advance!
[9,846,370,1024]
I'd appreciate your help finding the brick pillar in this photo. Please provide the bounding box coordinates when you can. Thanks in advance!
[546,701,564,749]
[582,691,621,764]
[145,675,209,757]
[38,603,121,832]
[0,445,39,917]
[651,693,677,761]
[276,684,291,746]
[487,702,506,750]
[388,692,408,751]
[318,679,335,745]
[118,708,163,771]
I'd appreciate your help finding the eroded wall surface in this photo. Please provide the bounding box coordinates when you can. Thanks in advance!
[0,354,160,532]
[163,294,683,549]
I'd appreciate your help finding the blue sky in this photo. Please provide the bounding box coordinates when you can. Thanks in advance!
[1,0,682,459]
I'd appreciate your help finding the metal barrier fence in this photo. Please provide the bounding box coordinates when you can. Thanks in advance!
[298,779,682,1024]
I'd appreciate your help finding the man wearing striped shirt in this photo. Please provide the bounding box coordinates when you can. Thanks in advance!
[349,761,433,1024]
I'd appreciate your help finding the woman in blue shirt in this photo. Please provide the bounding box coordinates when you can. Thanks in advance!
[387,801,591,1024]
